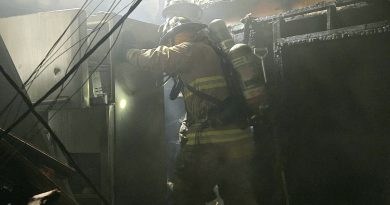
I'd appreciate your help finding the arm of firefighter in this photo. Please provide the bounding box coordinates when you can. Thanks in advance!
[125,42,192,74]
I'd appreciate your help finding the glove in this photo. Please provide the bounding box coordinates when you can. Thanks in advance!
[115,46,139,63]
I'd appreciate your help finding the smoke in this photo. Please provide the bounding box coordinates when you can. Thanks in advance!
[0,0,164,24]
[10,0,90,10]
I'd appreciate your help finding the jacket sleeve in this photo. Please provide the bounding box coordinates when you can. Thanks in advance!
[125,42,192,75]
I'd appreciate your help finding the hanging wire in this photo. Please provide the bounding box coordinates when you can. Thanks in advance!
[25,0,105,88]
[1,0,116,134]
[56,0,123,101]
[24,0,124,100]
[0,64,110,205]
[28,0,135,84]
[14,0,139,145]
[1,0,135,146]
[0,2,127,167]
[0,0,143,203]
[30,1,125,145]
[0,17,126,167]
[0,0,92,119]
[0,0,94,139]
[0,19,126,204]
[51,22,125,122]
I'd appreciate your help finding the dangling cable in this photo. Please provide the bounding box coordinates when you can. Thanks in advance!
[0,65,109,205]
[0,0,143,140]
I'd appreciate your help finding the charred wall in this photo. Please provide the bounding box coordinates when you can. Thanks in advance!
[200,0,334,23]
[278,30,390,205]
[240,1,390,204]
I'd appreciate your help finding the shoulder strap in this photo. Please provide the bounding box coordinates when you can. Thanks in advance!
[179,77,223,107]
[210,44,243,98]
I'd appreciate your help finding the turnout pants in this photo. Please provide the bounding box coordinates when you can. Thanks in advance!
[172,138,258,205]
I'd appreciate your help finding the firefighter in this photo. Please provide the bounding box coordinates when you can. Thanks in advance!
[125,17,257,205]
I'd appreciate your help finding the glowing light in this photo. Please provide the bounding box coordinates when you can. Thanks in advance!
[119,99,127,109]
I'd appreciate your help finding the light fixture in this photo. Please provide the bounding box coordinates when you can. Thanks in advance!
[119,99,127,109]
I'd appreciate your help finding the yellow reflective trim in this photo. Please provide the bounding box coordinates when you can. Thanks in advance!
[198,82,227,90]
[186,132,252,145]
[184,81,227,98]
[189,76,225,86]
[187,128,247,137]
[185,128,252,145]
[243,87,265,99]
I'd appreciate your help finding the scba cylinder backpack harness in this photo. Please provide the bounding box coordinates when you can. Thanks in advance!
[169,19,267,131]
[181,75,248,128]
[208,19,267,114]
[168,46,248,129]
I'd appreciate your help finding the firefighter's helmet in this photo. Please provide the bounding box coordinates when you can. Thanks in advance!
[159,16,207,45]
[162,0,203,21]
